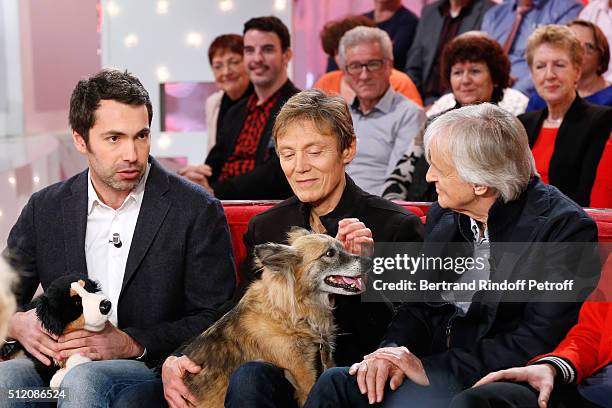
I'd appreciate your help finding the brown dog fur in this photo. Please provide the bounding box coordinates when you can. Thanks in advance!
[183,229,367,407]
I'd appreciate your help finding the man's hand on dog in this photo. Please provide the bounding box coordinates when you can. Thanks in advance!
[8,309,59,366]
[56,321,144,360]
[336,218,373,256]
[349,346,429,404]
[162,355,201,408]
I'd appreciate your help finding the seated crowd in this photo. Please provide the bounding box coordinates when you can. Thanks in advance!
[1,2,612,407]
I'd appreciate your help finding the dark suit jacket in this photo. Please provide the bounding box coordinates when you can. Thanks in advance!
[6,157,236,366]
[519,96,612,207]
[205,80,299,199]
[383,179,601,393]
[241,175,424,366]
[404,0,494,97]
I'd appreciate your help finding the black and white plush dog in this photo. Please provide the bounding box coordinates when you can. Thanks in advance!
[26,275,111,387]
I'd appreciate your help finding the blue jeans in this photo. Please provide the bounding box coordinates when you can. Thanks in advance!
[0,358,157,408]
[303,367,453,408]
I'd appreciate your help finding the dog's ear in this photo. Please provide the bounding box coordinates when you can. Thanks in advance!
[286,227,311,245]
[33,295,64,336]
[255,243,301,273]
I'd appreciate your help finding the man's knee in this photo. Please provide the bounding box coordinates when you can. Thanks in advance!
[449,387,493,408]
[315,367,352,390]
[0,359,44,388]
[227,361,286,394]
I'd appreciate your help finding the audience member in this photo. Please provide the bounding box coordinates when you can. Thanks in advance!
[384,33,511,202]
[450,300,612,407]
[115,89,424,408]
[527,20,612,110]
[519,24,612,207]
[180,16,297,199]
[579,0,612,81]
[339,26,426,196]
[482,0,583,97]
[405,0,495,105]
[204,34,253,152]
[326,0,418,72]
[0,69,235,407]
[590,132,612,208]
[316,15,423,106]
[0,256,16,343]
[303,103,601,408]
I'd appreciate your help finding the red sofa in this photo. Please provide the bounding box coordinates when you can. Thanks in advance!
[222,201,612,279]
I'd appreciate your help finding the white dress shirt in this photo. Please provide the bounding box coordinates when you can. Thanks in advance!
[85,164,150,326]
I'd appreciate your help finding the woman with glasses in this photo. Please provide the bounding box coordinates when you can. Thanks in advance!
[526,20,612,110]
[383,32,514,202]
[519,24,612,207]
[205,34,253,152]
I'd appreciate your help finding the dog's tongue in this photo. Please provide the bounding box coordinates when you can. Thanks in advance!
[339,276,363,291]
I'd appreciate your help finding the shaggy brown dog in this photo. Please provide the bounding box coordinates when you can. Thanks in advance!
[183,228,369,407]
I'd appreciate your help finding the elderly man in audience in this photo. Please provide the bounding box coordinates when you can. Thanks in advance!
[404,0,495,105]
[450,299,612,407]
[315,15,422,106]
[383,32,519,202]
[527,20,612,110]
[338,26,426,196]
[0,69,235,407]
[117,89,424,408]
[203,34,253,153]
[519,24,612,207]
[180,16,298,199]
[302,103,601,408]
[482,0,583,96]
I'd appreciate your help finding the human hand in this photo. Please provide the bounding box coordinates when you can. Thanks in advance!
[348,355,404,404]
[8,309,59,366]
[162,355,202,408]
[336,218,373,256]
[178,165,214,192]
[473,364,557,408]
[56,321,143,360]
[364,346,429,386]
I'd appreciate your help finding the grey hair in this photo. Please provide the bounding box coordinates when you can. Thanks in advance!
[338,26,393,66]
[0,256,16,341]
[424,103,537,203]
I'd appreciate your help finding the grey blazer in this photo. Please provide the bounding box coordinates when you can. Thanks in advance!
[6,157,236,365]
[404,0,495,96]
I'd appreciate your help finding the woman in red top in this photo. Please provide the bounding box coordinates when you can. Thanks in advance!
[518,25,612,207]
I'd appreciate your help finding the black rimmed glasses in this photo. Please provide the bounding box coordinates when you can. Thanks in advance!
[345,59,387,76]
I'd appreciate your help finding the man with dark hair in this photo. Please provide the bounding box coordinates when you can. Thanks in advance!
[0,69,235,407]
[180,15,298,199]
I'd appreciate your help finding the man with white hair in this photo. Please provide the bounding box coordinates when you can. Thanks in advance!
[339,26,425,196]
[303,103,601,407]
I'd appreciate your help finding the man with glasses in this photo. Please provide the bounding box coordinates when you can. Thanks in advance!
[339,26,426,196]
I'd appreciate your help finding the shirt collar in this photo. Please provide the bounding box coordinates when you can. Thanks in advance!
[351,85,395,115]
[511,0,543,11]
[87,163,150,214]
[469,217,489,243]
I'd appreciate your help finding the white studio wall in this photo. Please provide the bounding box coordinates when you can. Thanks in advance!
[0,0,24,138]
[100,0,292,164]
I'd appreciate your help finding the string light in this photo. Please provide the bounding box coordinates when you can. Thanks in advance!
[156,66,170,82]
[8,177,16,185]
[156,0,169,15]
[124,34,139,48]
[33,176,40,184]
[106,1,120,16]
[186,32,203,48]
[219,0,234,12]
[274,0,287,11]
[157,133,172,150]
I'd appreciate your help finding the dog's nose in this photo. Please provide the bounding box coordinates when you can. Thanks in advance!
[99,299,112,315]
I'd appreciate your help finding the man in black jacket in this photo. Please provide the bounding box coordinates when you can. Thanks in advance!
[303,103,601,407]
[179,16,297,199]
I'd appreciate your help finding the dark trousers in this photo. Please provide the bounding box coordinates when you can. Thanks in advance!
[112,378,167,407]
[449,381,603,408]
[225,361,299,408]
[303,367,453,408]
